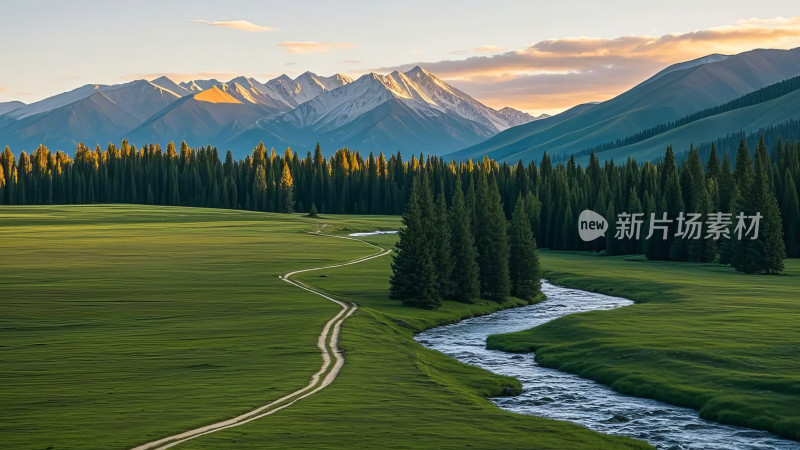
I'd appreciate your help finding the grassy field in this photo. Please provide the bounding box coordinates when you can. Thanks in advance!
[1,205,647,449]
[180,232,646,449]
[0,205,393,448]
[487,251,800,440]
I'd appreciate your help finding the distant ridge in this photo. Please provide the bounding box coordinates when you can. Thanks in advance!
[448,47,800,163]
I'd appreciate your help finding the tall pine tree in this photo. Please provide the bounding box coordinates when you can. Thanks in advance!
[448,178,481,302]
[508,196,542,301]
[782,170,800,257]
[389,178,441,309]
[474,173,511,302]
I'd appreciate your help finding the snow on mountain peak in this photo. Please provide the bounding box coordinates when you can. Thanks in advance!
[263,67,540,135]
[194,86,241,104]
[260,72,354,108]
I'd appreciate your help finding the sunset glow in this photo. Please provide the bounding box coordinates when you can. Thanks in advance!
[2,1,800,116]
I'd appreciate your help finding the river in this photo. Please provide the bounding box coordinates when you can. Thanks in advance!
[414,281,799,449]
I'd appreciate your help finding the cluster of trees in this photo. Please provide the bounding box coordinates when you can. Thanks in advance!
[0,141,297,212]
[547,138,792,274]
[389,174,541,309]
[0,133,796,274]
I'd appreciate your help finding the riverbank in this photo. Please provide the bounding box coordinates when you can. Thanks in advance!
[487,250,800,441]
[183,232,650,449]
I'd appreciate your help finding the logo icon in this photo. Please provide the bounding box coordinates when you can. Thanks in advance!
[578,209,608,241]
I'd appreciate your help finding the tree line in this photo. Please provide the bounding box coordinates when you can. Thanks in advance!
[0,134,796,274]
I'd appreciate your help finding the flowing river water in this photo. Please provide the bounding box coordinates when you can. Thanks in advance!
[414,282,799,449]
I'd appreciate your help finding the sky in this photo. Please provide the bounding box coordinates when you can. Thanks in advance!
[2,1,800,115]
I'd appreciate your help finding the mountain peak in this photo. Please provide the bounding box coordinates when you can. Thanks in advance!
[333,73,354,84]
[194,86,241,104]
[296,71,317,80]
[151,75,175,84]
[268,74,293,84]
[228,75,250,84]
[405,66,432,78]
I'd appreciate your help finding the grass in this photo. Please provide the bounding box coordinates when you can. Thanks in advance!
[0,205,648,449]
[181,232,647,449]
[0,205,394,448]
[487,250,800,441]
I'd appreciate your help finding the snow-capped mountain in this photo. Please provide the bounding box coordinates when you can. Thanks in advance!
[127,86,266,146]
[150,76,192,97]
[216,77,288,112]
[402,66,534,132]
[496,107,548,127]
[0,68,542,157]
[264,72,354,108]
[230,68,536,155]
[7,84,110,119]
[179,79,221,93]
[100,80,183,121]
[265,67,536,134]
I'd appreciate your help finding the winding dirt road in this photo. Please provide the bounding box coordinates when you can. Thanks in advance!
[132,232,390,450]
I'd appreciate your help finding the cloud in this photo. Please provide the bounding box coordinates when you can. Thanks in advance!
[475,45,506,53]
[278,41,355,54]
[189,20,276,32]
[342,59,362,64]
[452,45,507,55]
[377,16,800,114]
[122,72,240,83]
[0,86,7,93]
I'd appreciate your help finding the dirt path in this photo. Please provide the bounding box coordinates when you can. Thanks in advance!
[132,232,390,450]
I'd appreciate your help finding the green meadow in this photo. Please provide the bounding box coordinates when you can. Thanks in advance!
[183,231,645,449]
[488,251,800,440]
[0,205,646,449]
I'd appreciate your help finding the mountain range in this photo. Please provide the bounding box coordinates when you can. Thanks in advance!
[0,68,542,157]
[2,47,800,163]
[450,47,800,164]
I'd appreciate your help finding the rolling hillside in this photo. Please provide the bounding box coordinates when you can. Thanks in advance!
[451,47,800,163]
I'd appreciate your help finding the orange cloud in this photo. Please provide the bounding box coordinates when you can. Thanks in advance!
[475,45,506,53]
[379,16,800,114]
[451,45,507,56]
[278,41,356,54]
[189,20,277,32]
[0,86,7,93]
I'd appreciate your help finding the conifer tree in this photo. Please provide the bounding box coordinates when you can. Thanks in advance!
[0,164,5,204]
[448,179,480,302]
[508,196,542,300]
[663,148,685,261]
[782,171,800,257]
[753,142,786,273]
[389,179,441,309]
[253,163,267,211]
[280,163,295,213]
[685,148,714,262]
[474,173,511,302]
[706,144,720,182]
[730,138,786,273]
[432,189,453,298]
[718,152,735,213]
